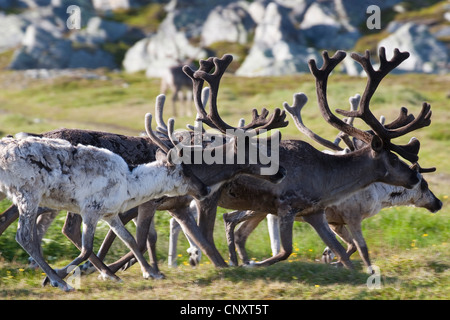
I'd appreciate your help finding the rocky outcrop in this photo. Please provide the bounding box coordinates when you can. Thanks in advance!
[1,0,448,75]
[300,1,360,50]
[235,2,317,76]
[4,0,141,70]
[70,17,129,45]
[378,22,448,74]
[123,0,215,75]
[0,13,28,53]
[200,1,255,46]
[9,24,117,69]
[123,31,206,76]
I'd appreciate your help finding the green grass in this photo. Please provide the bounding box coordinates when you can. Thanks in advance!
[0,69,448,299]
[106,3,167,34]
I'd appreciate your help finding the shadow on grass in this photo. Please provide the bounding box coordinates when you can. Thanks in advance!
[193,260,399,288]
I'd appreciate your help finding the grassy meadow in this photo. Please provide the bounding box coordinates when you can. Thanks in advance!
[0,67,448,300]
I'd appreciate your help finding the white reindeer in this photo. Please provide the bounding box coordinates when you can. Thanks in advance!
[0,113,209,291]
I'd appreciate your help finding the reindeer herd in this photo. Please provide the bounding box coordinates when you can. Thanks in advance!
[0,48,442,292]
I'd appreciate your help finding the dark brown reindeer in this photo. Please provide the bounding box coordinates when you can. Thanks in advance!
[192,47,431,269]
[221,92,441,270]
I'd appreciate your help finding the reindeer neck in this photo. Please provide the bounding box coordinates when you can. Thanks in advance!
[124,162,187,208]
[315,148,383,207]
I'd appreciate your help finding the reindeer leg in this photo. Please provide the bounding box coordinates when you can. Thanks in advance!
[16,203,70,291]
[346,220,372,271]
[146,217,159,271]
[168,217,182,267]
[172,89,178,116]
[303,211,354,270]
[171,204,228,268]
[267,214,281,256]
[322,223,355,264]
[79,207,139,275]
[195,196,228,267]
[29,208,59,269]
[0,204,19,235]
[61,212,121,281]
[36,209,58,243]
[233,212,266,264]
[186,88,193,116]
[43,212,100,287]
[107,203,159,275]
[253,210,296,267]
[223,210,248,266]
[105,215,162,279]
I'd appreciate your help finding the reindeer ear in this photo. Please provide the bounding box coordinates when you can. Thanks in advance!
[370,135,384,153]
[156,148,177,166]
[155,149,168,162]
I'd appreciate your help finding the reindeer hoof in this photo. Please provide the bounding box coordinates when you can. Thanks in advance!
[98,272,121,282]
[153,272,165,280]
[79,261,96,275]
[242,261,256,268]
[321,247,335,264]
[42,276,73,291]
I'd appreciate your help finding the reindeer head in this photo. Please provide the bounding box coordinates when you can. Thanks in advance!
[301,48,432,189]
[158,54,288,186]
[144,112,211,201]
[404,165,442,213]
[145,55,289,196]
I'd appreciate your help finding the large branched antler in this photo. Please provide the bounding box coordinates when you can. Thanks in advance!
[183,54,289,135]
[308,47,432,163]
[335,47,431,141]
[308,50,373,144]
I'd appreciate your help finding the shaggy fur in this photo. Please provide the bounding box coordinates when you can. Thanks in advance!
[0,136,206,291]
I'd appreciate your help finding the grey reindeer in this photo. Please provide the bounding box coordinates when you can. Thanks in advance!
[160,60,195,117]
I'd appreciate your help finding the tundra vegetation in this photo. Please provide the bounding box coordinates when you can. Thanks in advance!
[0,67,448,299]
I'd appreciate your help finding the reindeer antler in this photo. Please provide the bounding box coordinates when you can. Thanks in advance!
[144,112,170,154]
[154,94,168,134]
[283,93,344,151]
[183,57,215,128]
[335,48,431,140]
[308,50,374,144]
[145,95,189,159]
[284,92,361,152]
[183,54,288,134]
[309,48,432,163]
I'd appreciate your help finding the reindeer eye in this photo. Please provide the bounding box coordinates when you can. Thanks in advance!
[389,156,399,166]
